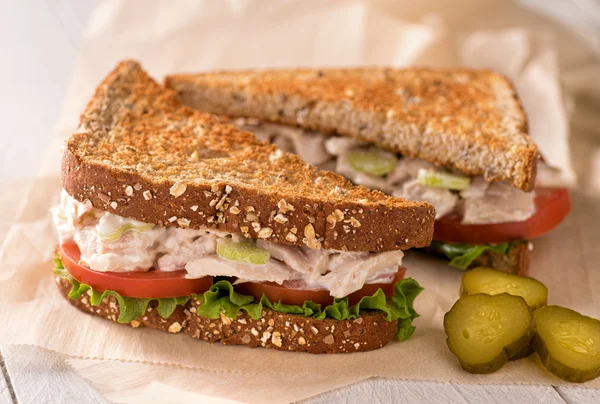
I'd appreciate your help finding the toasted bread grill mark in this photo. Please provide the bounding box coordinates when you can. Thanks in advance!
[56,276,397,354]
[166,68,538,191]
[63,61,435,252]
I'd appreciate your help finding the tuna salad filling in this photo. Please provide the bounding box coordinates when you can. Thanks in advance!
[52,190,403,298]
[234,119,537,225]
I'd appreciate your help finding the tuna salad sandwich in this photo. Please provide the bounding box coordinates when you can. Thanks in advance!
[51,61,436,354]
[165,67,571,274]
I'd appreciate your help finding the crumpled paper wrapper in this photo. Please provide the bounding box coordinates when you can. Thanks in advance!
[2,0,600,402]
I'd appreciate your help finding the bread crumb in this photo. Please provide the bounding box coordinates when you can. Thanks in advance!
[274,213,288,224]
[303,224,321,249]
[130,320,141,328]
[190,150,200,162]
[190,205,198,211]
[257,227,273,238]
[125,185,134,196]
[298,336,306,345]
[168,322,182,333]
[170,181,187,198]
[272,331,282,347]
[98,193,110,204]
[277,199,295,213]
[110,201,118,209]
[177,218,190,228]
[220,312,232,325]
[323,334,335,344]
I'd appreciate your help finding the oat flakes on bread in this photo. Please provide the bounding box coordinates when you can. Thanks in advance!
[165,67,538,191]
[165,67,572,277]
[55,277,396,354]
[52,60,432,355]
[65,61,435,252]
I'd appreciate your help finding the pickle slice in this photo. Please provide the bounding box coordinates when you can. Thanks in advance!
[348,148,398,176]
[216,239,270,265]
[444,293,534,373]
[461,267,548,310]
[509,343,535,360]
[417,168,470,190]
[533,306,600,383]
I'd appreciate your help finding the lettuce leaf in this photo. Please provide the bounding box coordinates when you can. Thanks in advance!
[431,241,522,270]
[55,256,423,340]
[54,260,190,323]
[194,279,423,341]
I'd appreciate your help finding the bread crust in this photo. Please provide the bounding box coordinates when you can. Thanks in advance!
[166,68,538,191]
[424,241,530,274]
[64,61,435,252]
[55,276,397,354]
[470,242,531,275]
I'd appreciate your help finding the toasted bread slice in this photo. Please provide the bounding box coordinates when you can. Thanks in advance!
[63,61,434,252]
[56,276,397,354]
[166,68,538,191]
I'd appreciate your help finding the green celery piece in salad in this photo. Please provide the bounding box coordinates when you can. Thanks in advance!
[417,168,470,191]
[216,238,270,265]
[99,223,155,243]
[348,148,398,176]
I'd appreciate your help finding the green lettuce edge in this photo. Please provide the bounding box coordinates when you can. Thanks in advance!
[194,278,423,341]
[54,255,422,340]
[431,240,524,270]
[54,257,190,323]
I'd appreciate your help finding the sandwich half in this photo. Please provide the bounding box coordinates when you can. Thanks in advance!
[52,61,436,354]
[165,68,571,274]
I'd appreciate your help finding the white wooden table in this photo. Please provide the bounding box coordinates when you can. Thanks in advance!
[1,1,599,403]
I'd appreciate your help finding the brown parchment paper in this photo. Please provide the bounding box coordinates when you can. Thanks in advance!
[2,0,600,401]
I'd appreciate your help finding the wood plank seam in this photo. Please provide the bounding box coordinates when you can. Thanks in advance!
[553,386,574,404]
[0,349,17,404]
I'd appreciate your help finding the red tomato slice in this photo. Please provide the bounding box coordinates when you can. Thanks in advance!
[434,187,571,245]
[233,267,407,306]
[58,244,213,298]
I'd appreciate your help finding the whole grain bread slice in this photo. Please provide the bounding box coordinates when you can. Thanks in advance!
[165,67,538,191]
[63,61,435,252]
[56,275,397,354]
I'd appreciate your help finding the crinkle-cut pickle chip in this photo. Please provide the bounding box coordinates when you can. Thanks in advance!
[348,148,398,176]
[216,239,270,265]
[444,293,534,374]
[534,306,600,383]
[461,267,548,310]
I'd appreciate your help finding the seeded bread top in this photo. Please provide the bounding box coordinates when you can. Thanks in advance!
[62,60,435,252]
[166,67,538,191]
